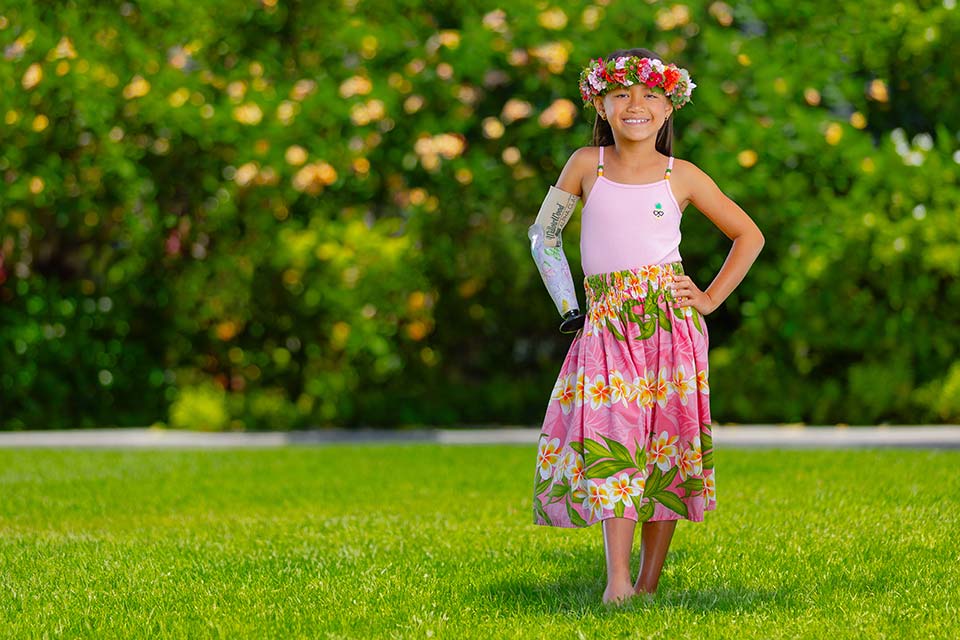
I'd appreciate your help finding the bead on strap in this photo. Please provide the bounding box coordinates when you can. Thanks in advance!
[665,156,674,180]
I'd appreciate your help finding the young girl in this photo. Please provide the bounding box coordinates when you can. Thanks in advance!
[531,47,764,606]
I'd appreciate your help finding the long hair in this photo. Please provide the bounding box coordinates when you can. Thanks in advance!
[589,47,674,157]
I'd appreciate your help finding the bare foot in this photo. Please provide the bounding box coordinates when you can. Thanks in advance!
[602,581,636,606]
[633,585,657,599]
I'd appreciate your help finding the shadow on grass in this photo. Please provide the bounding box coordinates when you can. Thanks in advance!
[476,548,795,615]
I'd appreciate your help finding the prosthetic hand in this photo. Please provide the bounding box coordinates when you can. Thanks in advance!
[528,186,585,334]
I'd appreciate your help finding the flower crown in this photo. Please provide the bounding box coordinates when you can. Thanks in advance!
[579,55,696,110]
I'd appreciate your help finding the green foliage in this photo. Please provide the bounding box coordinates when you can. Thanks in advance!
[169,381,229,431]
[0,1,958,428]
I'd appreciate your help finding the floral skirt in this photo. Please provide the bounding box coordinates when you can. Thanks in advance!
[532,261,716,528]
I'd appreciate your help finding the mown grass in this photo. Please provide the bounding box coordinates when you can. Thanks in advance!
[1,445,958,639]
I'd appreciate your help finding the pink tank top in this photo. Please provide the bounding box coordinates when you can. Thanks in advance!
[580,146,683,277]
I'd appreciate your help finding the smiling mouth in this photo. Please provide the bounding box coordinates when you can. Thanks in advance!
[623,118,651,125]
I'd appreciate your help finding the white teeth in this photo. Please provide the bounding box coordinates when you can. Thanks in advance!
[624,118,650,123]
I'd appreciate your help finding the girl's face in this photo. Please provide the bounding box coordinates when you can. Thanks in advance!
[593,84,673,142]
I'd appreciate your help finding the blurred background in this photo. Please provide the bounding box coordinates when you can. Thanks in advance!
[0,0,957,431]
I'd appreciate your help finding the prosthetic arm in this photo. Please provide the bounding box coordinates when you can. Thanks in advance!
[528,186,585,334]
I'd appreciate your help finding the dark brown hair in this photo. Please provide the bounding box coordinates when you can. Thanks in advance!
[589,47,674,156]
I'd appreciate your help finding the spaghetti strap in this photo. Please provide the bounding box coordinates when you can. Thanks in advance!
[597,146,605,176]
[665,156,674,180]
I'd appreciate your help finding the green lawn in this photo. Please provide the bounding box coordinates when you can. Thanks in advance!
[1,445,957,638]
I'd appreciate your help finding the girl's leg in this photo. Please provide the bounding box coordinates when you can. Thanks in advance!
[634,519,678,594]
[601,517,636,604]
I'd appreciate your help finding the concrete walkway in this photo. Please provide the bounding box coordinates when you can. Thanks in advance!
[1,425,959,449]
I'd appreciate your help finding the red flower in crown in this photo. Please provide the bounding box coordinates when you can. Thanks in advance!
[645,71,663,87]
[663,67,680,93]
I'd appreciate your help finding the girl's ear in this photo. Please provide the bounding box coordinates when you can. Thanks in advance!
[592,96,606,118]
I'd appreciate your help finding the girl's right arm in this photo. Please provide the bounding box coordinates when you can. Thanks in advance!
[554,147,594,200]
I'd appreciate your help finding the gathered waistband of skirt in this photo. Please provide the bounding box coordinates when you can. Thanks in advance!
[583,261,683,301]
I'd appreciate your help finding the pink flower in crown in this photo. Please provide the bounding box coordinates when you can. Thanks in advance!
[646,71,664,88]
[636,58,651,82]
[589,70,606,93]
[610,65,628,86]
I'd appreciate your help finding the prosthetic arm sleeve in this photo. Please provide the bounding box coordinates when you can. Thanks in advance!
[528,186,583,331]
[532,185,578,247]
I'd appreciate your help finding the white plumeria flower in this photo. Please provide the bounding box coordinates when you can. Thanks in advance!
[678,446,703,481]
[586,374,613,410]
[585,482,614,520]
[653,369,671,408]
[552,373,577,414]
[632,372,655,410]
[704,472,716,500]
[648,430,679,472]
[608,370,629,406]
[553,450,575,483]
[565,452,587,487]
[537,437,562,480]
[630,474,646,497]
[669,365,696,406]
[604,472,641,504]
[697,370,709,394]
